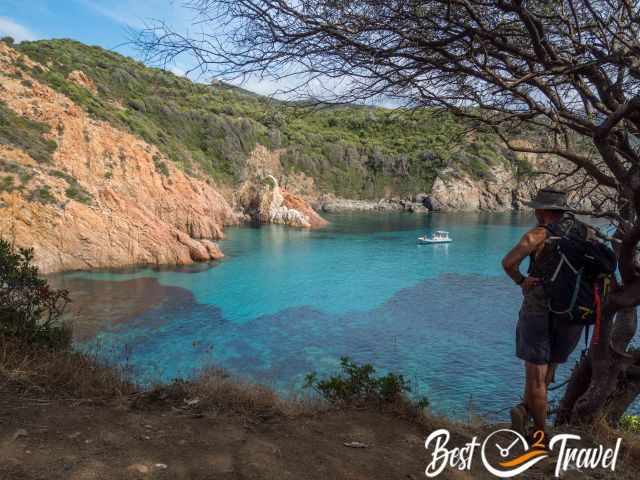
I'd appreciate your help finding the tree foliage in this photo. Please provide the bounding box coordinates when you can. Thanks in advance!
[0,239,71,349]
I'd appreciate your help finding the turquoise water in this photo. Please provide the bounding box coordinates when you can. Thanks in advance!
[55,212,610,419]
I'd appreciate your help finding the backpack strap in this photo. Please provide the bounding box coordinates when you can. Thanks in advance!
[581,276,609,357]
[547,266,582,317]
[542,223,560,238]
[581,325,590,358]
[592,282,602,345]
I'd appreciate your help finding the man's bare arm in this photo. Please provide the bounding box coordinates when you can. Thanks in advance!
[502,227,547,286]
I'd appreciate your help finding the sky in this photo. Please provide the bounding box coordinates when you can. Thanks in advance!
[0,0,296,97]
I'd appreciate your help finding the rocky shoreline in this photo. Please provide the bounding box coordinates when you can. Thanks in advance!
[311,157,574,215]
[0,41,584,274]
[313,195,430,214]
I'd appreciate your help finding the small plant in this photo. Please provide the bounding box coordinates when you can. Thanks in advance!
[65,184,93,205]
[49,169,75,183]
[28,185,55,204]
[0,239,71,349]
[49,170,93,205]
[153,154,170,176]
[304,356,428,408]
[620,415,640,434]
[0,175,15,192]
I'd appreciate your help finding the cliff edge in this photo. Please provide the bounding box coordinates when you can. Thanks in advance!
[0,43,238,273]
[0,43,327,273]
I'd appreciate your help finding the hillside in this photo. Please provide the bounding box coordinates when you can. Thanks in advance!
[0,37,562,272]
[0,38,332,273]
[13,38,525,200]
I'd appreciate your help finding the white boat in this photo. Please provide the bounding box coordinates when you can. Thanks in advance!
[418,230,452,244]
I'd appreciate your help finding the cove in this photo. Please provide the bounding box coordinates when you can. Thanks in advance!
[51,212,633,419]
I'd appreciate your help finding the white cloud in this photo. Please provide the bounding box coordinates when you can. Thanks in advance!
[0,16,38,42]
[233,75,300,99]
[169,64,185,77]
[75,0,194,31]
[75,0,145,29]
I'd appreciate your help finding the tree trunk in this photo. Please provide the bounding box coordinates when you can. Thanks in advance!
[556,353,591,425]
[605,365,640,427]
[556,308,638,426]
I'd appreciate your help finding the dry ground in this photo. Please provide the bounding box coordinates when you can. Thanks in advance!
[1,339,639,480]
[2,389,640,480]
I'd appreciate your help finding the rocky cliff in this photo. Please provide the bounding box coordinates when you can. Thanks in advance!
[235,147,327,228]
[427,150,585,212]
[0,43,241,273]
[0,43,328,273]
[429,164,519,211]
[0,37,593,275]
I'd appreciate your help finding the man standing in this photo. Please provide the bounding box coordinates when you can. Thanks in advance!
[501,188,583,441]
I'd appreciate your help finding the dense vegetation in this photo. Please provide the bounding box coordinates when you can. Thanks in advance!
[12,39,519,198]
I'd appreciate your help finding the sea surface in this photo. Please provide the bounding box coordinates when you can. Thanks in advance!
[52,212,632,420]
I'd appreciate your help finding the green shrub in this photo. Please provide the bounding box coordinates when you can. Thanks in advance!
[0,175,15,192]
[620,415,640,433]
[28,185,55,204]
[0,102,57,163]
[65,184,92,204]
[153,154,170,176]
[0,239,71,349]
[304,356,429,408]
[49,169,75,183]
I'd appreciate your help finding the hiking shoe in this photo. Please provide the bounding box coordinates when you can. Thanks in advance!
[510,403,529,437]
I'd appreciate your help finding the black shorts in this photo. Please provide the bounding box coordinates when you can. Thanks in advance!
[516,286,583,365]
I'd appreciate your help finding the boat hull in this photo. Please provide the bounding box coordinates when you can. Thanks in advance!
[417,238,452,244]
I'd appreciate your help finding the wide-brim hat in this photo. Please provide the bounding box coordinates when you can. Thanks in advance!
[524,188,570,211]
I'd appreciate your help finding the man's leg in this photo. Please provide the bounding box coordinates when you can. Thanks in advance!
[524,361,549,432]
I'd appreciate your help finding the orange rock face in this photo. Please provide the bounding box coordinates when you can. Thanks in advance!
[0,43,238,273]
[67,70,97,94]
[236,147,328,229]
[281,191,328,228]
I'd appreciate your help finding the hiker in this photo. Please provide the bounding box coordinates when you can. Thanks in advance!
[501,188,584,441]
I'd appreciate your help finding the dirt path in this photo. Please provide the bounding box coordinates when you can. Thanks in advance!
[0,393,443,480]
[1,392,637,480]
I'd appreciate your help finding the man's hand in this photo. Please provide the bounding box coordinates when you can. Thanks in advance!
[521,276,541,294]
